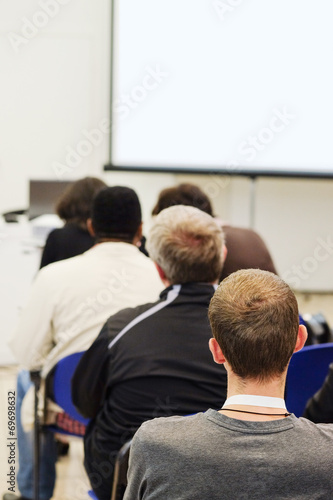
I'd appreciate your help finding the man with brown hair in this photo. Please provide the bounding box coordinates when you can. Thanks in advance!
[125,269,333,500]
[152,183,277,281]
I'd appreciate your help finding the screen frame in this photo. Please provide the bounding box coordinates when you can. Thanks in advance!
[104,163,333,180]
[105,0,333,181]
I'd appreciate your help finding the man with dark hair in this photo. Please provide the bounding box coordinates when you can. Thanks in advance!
[6,186,163,500]
[151,183,214,216]
[72,205,228,500]
[89,186,142,241]
[152,182,277,281]
[124,269,333,500]
[40,176,106,268]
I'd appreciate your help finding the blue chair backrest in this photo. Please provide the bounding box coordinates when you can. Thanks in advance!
[285,342,333,417]
[52,351,90,425]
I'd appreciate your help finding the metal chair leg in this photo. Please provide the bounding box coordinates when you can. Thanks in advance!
[30,370,41,500]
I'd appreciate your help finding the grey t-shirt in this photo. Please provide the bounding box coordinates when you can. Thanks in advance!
[124,409,333,500]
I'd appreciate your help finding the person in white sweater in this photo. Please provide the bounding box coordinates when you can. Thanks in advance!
[6,186,163,500]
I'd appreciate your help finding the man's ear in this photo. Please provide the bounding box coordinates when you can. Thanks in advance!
[222,244,228,263]
[209,338,226,364]
[133,223,143,245]
[294,324,308,353]
[87,218,95,237]
[154,263,170,287]
[154,263,166,281]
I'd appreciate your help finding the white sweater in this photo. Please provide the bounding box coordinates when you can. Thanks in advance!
[9,242,163,377]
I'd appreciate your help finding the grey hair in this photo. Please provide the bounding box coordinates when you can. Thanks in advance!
[147,205,225,284]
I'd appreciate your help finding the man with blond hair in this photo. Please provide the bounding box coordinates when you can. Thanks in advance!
[72,205,228,500]
[125,269,333,500]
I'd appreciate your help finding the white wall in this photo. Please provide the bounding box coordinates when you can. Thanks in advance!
[175,174,333,293]
[1,0,333,367]
[1,0,333,296]
[226,176,333,293]
[1,0,111,213]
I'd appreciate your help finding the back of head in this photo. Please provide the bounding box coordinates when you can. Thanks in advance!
[208,269,299,381]
[56,176,106,226]
[147,205,224,284]
[91,186,142,242]
[152,183,213,216]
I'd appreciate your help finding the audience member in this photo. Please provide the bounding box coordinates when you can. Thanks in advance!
[152,183,277,280]
[125,269,333,500]
[6,187,163,500]
[40,176,106,268]
[72,205,228,500]
[303,362,333,422]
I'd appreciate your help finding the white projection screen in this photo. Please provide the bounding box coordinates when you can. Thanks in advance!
[109,0,333,177]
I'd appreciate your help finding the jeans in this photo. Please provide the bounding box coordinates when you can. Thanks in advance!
[17,370,57,500]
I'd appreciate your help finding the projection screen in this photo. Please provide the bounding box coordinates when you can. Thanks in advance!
[106,0,333,178]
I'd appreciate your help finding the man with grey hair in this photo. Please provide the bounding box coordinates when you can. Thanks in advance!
[72,205,228,500]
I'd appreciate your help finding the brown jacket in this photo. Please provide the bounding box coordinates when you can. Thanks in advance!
[221,225,277,281]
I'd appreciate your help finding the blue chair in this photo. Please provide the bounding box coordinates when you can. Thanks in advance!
[31,351,90,500]
[50,351,90,426]
[32,352,128,500]
[285,342,333,417]
[88,490,99,499]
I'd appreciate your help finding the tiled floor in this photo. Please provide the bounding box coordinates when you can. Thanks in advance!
[0,366,91,500]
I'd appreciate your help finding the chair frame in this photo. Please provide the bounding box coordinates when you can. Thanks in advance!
[30,351,88,500]
[285,342,333,417]
[30,352,131,500]
[111,440,132,500]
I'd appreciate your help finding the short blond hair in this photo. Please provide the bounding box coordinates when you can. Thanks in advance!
[208,269,299,381]
[147,205,224,284]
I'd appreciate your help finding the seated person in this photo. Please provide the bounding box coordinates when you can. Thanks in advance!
[152,182,277,281]
[40,176,106,268]
[303,362,333,422]
[152,183,308,331]
[72,205,229,500]
[6,186,163,500]
[125,269,333,500]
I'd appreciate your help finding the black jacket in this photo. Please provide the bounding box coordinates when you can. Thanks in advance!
[72,283,227,498]
[40,224,95,268]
